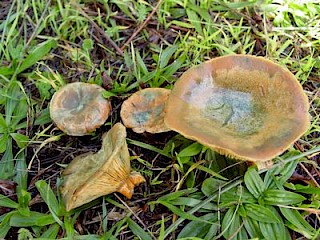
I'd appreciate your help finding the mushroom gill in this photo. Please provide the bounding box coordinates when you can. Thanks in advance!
[60,123,145,211]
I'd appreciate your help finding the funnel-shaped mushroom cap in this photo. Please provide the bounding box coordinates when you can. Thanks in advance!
[165,55,310,162]
[120,88,171,133]
[50,82,111,136]
[60,123,145,211]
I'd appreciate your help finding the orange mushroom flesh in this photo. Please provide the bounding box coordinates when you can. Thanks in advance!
[120,88,171,133]
[60,123,145,211]
[50,82,111,136]
[165,55,310,163]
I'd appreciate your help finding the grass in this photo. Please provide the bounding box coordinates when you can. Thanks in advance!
[0,0,320,239]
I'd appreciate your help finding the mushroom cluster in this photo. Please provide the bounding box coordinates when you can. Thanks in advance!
[50,54,310,211]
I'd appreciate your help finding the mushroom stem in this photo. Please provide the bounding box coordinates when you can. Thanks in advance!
[117,172,145,199]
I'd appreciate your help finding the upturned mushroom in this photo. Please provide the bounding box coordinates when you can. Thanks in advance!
[165,55,310,166]
[50,82,111,136]
[60,123,145,211]
[120,88,171,133]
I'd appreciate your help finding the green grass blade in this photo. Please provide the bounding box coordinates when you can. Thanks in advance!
[35,180,64,225]
[279,207,316,238]
[158,200,211,224]
[0,212,15,238]
[0,194,18,208]
[126,218,152,240]
[263,189,306,205]
[0,134,9,153]
[17,39,57,74]
[10,211,55,227]
[40,223,60,238]
[245,203,280,223]
[127,138,170,157]
[14,151,28,192]
[0,137,14,179]
[244,167,265,199]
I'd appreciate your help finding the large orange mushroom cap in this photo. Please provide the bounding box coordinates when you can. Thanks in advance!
[50,82,111,136]
[165,55,310,163]
[120,88,171,133]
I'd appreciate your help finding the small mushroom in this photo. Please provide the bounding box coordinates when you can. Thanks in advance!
[60,123,145,211]
[120,88,171,133]
[165,55,310,165]
[50,82,111,136]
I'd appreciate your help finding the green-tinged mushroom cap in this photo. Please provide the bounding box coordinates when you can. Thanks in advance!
[164,55,310,165]
[50,82,111,136]
[120,88,171,133]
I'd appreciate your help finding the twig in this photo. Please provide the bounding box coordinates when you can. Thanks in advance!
[73,3,124,56]
[120,0,164,51]
[298,162,320,188]
[114,193,157,240]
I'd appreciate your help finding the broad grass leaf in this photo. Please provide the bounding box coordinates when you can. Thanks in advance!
[0,66,14,76]
[264,151,300,188]
[221,207,247,240]
[263,189,305,205]
[0,134,9,153]
[178,142,203,158]
[219,186,256,204]
[244,167,265,199]
[178,213,218,239]
[288,184,320,196]
[0,194,18,208]
[14,151,28,192]
[10,211,55,227]
[135,51,148,75]
[0,212,15,238]
[5,81,21,124]
[201,178,225,196]
[0,113,7,132]
[40,223,60,238]
[243,217,263,239]
[159,45,178,69]
[186,9,202,35]
[126,217,152,240]
[10,133,29,149]
[17,39,57,74]
[35,180,63,219]
[259,206,290,240]
[0,137,14,179]
[244,204,280,223]
[279,207,315,238]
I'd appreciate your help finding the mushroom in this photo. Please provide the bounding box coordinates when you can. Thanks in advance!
[60,123,145,211]
[164,55,310,166]
[120,88,171,133]
[50,82,111,136]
